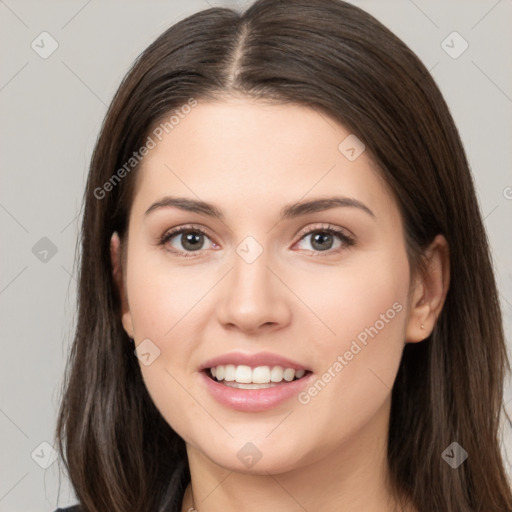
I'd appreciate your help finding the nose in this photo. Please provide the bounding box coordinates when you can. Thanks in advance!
[215,246,291,334]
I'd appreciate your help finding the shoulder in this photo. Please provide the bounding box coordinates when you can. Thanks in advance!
[54,506,82,512]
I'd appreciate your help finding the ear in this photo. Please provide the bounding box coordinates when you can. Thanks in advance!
[110,231,134,339]
[405,234,450,343]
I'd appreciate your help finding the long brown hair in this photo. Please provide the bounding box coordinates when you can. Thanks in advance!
[55,0,512,510]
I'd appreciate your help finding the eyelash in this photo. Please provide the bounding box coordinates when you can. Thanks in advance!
[158,223,355,258]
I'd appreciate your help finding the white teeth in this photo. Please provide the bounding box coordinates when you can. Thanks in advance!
[208,364,307,384]
[235,365,253,383]
[224,364,236,381]
[253,366,270,383]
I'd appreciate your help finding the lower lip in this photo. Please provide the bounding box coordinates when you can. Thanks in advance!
[200,370,314,412]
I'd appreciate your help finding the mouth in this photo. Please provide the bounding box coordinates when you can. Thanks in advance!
[203,365,313,390]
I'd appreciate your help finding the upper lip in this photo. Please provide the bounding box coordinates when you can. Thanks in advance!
[199,351,311,372]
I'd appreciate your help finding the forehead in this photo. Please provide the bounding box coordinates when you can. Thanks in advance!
[132,98,398,221]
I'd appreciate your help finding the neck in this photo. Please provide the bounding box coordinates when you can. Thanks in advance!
[181,396,415,512]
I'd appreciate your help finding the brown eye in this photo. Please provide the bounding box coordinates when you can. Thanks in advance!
[294,225,355,256]
[175,230,206,251]
[160,226,217,257]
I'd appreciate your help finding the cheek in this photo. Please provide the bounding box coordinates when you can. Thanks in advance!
[294,247,409,433]
[296,246,410,354]
[125,246,212,339]
[124,248,216,438]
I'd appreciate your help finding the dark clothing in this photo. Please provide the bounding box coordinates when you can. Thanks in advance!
[54,507,81,511]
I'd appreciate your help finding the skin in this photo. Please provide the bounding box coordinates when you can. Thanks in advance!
[111,96,450,512]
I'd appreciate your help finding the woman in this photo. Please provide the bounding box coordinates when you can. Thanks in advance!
[54,0,512,511]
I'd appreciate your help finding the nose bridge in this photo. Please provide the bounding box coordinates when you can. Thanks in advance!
[216,233,290,332]
[232,235,271,297]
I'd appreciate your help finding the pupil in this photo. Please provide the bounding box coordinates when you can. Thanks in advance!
[312,232,333,251]
[183,232,203,251]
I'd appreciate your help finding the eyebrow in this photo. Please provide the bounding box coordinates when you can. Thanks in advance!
[144,195,376,221]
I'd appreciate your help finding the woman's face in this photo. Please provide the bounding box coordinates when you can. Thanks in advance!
[115,96,418,474]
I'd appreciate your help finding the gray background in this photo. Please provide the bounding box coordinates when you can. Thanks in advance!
[1,0,511,510]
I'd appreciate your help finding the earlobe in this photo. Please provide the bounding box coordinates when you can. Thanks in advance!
[110,231,134,339]
[405,234,450,343]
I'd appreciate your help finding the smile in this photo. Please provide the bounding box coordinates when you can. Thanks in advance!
[207,364,308,389]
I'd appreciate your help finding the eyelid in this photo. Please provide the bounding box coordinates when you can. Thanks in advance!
[294,222,354,241]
